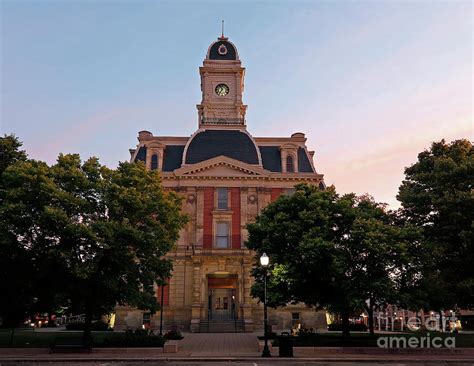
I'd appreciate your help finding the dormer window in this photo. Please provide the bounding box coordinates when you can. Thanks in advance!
[151,154,159,170]
[286,155,295,172]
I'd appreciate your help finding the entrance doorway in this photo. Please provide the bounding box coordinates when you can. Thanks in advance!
[209,288,236,320]
[207,274,238,321]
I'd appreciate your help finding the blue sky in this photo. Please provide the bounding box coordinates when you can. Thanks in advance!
[1,0,472,207]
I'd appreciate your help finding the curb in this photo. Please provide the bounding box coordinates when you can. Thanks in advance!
[0,357,474,363]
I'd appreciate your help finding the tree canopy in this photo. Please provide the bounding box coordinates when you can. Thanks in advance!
[0,135,187,334]
[246,184,420,337]
[397,139,474,310]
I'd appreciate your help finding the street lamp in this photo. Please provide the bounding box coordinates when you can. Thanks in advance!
[260,253,271,357]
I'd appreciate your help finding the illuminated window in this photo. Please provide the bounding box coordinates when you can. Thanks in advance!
[286,156,295,172]
[291,312,301,328]
[217,188,228,210]
[151,154,159,170]
[216,222,230,248]
[142,312,151,329]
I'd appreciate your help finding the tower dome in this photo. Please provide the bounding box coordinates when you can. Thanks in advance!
[206,36,239,61]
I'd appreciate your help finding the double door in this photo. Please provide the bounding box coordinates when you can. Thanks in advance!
[208,288,236,321]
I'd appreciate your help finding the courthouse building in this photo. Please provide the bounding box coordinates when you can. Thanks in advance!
[115,34,327,332]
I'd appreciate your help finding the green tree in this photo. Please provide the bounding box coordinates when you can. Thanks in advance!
[397,139,474,311]
[247,184,420,339]
[343,197,422,335]
[0,135,33,327]
[247,186,339,310]
[0,134,27,180]
[1,152,187,337]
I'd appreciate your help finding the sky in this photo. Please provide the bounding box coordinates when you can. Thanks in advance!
[1,0,472,208]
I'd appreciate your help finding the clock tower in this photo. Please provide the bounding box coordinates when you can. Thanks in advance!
[197,34,247,129]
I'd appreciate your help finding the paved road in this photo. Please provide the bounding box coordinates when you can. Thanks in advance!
[0,361,473,366]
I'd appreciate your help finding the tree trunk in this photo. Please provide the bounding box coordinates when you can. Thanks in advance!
[83,300,93,341]
[367,302,375,337]
[48,313,54,328]
[341,310,351,342]
[438,310,444,332]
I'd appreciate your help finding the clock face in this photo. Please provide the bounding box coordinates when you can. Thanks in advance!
[215,84,229,96]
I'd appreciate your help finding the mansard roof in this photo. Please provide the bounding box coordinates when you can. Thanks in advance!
[259,146,282,172]
[162,145,185,172]
[184,130,260,165]
[297,147,314,173]
[131,131,317,174]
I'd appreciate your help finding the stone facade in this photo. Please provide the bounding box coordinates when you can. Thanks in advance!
[115,34,327,332]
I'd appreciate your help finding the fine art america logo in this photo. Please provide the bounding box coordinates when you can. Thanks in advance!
[376,313,457,349]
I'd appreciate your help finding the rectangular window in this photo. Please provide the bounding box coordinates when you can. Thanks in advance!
[291,312,301,328]
[215,222,230,248]
[217,188,228,210]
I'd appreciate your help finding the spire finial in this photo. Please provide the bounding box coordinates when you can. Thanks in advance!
[218,20,228,40]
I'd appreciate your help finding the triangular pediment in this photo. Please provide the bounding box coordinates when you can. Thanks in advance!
[174,156,269,177]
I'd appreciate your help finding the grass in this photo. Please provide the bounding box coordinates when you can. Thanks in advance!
[0,329,120,348]
[271,331,474,348]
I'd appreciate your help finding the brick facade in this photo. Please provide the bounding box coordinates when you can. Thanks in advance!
[271,188,283,202]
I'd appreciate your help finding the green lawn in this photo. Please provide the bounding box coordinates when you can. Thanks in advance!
[0,329,116,347]
[271,332,474,348]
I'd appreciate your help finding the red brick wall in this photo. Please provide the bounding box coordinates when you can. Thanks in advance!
[271,188,283,201]
[203,187,214,248]
[156,283,170,306]
[231,188,241,249]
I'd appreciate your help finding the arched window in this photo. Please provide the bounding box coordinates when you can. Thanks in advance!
[151,154,159,170]
[286,155,295,172]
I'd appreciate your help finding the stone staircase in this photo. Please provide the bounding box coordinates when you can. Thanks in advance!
[199,319,245,333]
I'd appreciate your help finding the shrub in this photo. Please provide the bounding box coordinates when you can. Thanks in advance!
[66,321,110,331]
[164,329,183,340]
[101,329,165,347]
[297,327,316,336]
[328,323,367,332]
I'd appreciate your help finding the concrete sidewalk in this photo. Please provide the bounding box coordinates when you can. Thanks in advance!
[0,332,473,364]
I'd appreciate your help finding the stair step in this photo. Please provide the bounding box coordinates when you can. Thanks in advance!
[199,320,245,333]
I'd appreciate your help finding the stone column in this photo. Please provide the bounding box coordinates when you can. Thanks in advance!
[195,187,204,247]
[242,257,254,331]
[257,187,271,212]
[190,257,202,332]
[240,187,249,245]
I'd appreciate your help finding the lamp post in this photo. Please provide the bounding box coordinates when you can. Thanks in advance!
[260,253,271,357]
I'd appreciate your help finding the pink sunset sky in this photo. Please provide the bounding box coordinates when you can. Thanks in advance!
[1,1,472,208]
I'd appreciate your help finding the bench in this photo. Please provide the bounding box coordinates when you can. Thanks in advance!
[50,336,92,353]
